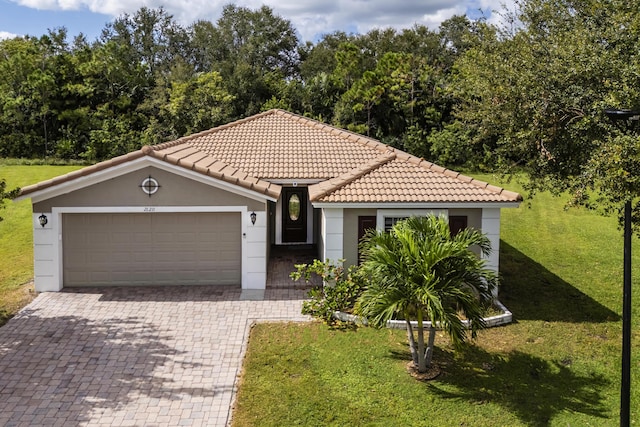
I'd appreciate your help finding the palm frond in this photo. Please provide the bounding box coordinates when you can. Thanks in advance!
[357,214,498,356]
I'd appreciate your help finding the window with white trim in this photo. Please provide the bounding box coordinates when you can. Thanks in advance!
[384,216,408,232]
[377,209,447,233]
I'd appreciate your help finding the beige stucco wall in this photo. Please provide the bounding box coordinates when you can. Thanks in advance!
[343,208,378,269]
[33,166,266,212]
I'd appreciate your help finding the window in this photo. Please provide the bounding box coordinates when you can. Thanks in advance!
[288,194,300,221]
[377,210,446,233]
[384,217,408,232]
[449,216,468,236]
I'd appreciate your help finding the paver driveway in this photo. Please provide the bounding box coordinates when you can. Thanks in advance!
[0,286,310,426]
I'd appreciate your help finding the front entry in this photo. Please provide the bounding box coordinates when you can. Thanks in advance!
[282,187,307,243]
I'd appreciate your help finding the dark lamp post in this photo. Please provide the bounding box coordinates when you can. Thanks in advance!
[604,107,638,427]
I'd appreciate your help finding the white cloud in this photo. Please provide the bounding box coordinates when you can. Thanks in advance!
[477,0,518,27]
[10,0,514,41]
[0,31,21,40]
[15,0,58,9]
[420,5,468,29]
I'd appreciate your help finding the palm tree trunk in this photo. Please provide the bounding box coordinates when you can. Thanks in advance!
[425,325,436,368]
[417,311,427,373]
[405,319,418,366]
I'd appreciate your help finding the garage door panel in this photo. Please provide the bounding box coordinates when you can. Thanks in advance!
[154,232,177,243]
[63,212,241,287]
[155,270,198,282]
[213,252,234,263]
[90,271,111,283]
[174,233,198,244]
[220,230,237,240]
[111,251,137,263]
[218,271,239,283]
[133,233,153,244]
[154,251,182,263]
[105,234,127,245]
[112,271,152,283]
[65,271,86,284]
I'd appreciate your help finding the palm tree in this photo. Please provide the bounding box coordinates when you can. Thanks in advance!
[355,215,498,374]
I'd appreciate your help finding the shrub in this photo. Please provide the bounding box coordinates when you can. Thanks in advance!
[290,260,365,324]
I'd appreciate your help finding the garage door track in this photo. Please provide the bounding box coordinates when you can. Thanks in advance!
[0,286,309,426]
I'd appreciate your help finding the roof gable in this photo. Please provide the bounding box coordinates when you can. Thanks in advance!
[17,147,280,202]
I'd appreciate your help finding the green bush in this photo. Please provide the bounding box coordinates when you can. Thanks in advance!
[290,259,365,324]
[0,158,90,166]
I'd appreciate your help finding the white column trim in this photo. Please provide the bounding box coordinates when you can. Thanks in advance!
[321,208,344,264]
[481,208,501,295]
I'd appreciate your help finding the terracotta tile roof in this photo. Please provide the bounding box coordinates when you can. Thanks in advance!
[18,145,281,200]
[309,153,522,204]
[18,150,145,198]
[152,109,391,180]
[147,145,281,198]
[18,109,521,205]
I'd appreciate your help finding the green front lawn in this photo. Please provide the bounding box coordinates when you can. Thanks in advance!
[0,164,82,324]
[233,174,639,426]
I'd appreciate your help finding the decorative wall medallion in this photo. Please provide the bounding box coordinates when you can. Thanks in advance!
[140,176,160,196]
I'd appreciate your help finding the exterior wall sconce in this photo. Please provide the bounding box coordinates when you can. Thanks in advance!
[38,213,48,228]
[250,211,257,225]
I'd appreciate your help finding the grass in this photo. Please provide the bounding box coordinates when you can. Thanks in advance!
[0,164,82,324]
[233,174,640,426]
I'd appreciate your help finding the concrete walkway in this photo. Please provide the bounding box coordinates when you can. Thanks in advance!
[0,286,310,426]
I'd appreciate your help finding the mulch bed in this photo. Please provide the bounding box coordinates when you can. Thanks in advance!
[406,361,442,381]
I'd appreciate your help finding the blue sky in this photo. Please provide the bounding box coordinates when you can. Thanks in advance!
[0,0,511,43]
[0,1,110,40]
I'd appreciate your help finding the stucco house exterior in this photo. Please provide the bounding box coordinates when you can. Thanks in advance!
[16,109,522,293]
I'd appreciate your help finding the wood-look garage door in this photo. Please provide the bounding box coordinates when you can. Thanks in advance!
[63,212,241,287]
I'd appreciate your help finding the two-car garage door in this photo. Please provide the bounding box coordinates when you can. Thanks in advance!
[62,212,241,287]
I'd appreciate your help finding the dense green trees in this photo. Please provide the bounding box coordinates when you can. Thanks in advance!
[0,6,477,162]
[451,0,640,224]
[2,0,640,210]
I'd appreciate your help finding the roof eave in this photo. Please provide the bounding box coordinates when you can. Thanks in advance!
[16,150,280,203]
[15,149,148,201]
[311,201,523,209]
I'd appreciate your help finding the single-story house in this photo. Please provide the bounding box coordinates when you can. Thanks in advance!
[16,109,522,293]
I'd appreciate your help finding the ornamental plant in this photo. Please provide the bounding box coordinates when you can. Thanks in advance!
[291,259,365,325]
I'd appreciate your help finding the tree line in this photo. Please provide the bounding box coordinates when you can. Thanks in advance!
[2,0,640,221]
[0,5,481,163]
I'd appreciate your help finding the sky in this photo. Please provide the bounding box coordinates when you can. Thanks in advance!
[0,0,514,43]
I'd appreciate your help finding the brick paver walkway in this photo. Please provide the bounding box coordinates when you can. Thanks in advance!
[0,286,310,426]
[266,245,317,289]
